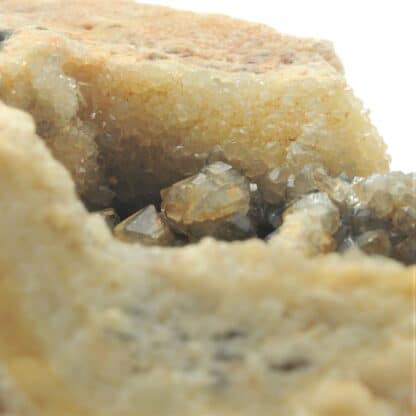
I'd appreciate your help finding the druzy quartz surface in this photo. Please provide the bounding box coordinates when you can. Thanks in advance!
[107,154,415,264]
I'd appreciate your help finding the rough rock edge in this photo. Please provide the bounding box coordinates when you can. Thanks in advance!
[0,0,389,210]
[0,102,413,415]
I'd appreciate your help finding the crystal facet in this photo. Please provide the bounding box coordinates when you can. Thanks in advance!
[355,230,391,257]
[161,162,254,241]
[114,205,176,246]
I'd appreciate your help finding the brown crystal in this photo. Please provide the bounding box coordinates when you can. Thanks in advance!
[392,206,416,235]
[113,205,176,246]
[392,236,416,265]
[257,165,290,205]
[161,162,254,241]
[351,205,388,235]
[355,230,391,257]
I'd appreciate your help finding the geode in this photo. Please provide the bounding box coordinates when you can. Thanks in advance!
[0,2,414,416]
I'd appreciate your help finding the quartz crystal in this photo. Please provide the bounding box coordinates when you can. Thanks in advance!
[98,160,414,264]
[352,172,415,218]
[286,164,327,200]
[161,162,254,241]
[114,205,176,246]
[284,192,340,235]
[392,206,416,235]
[392,236,416,265]
[351,205,388,235]
[355,230,391,256]
[257,166,290,204]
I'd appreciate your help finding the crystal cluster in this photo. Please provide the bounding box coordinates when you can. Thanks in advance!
[96,146,415,265]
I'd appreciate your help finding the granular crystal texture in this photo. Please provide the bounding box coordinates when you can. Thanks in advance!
[0,0,389,211]
[0,80,414,416]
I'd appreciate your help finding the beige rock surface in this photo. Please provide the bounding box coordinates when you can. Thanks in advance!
[0,102,413,415]
[0,0,388,211]
[0,2,413,415]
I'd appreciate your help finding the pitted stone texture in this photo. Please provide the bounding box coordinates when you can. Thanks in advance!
[0,101,413,416]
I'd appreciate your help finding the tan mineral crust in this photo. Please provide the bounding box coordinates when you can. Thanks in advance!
[0,0,389,210]
[0,1,414,416]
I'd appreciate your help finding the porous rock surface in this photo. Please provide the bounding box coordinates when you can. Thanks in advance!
[0,0,389,212]
[0,101,413,416]
[0,2,413,415]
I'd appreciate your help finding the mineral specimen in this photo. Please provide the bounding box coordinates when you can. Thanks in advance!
[161,162,255,241]
[113,205,176,246]
[256,165,290,205]
[392,206,416,235]
[354,229,392,256]
[93,157,415,266]
[0,1,414,415]
[0,0,389,212]
[284,192,339,233]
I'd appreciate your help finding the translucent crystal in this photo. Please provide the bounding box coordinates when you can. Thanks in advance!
[314,173,358,208]
[265,206,283,229]
[286,163,327,200]
[161,162,254,241]
[337,235,356,252]
[284,192,340,235]
[353,172,414,218]
[334,222,352,247]
[247,184,267,228]
[285,142,323,170]
[351,205,388,235]
[368,190,395,218]
[114,205,176,246]
[392,206,416,235]
[256,165,290,204]
[97,208,120,229]
[392,236,416,265]
[355,230,391,256]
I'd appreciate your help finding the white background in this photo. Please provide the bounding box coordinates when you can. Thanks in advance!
[139,0,415,173]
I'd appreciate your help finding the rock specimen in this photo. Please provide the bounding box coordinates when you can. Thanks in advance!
[0,0,389,212]
[0,101,413,416]
[0,1,414,415]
